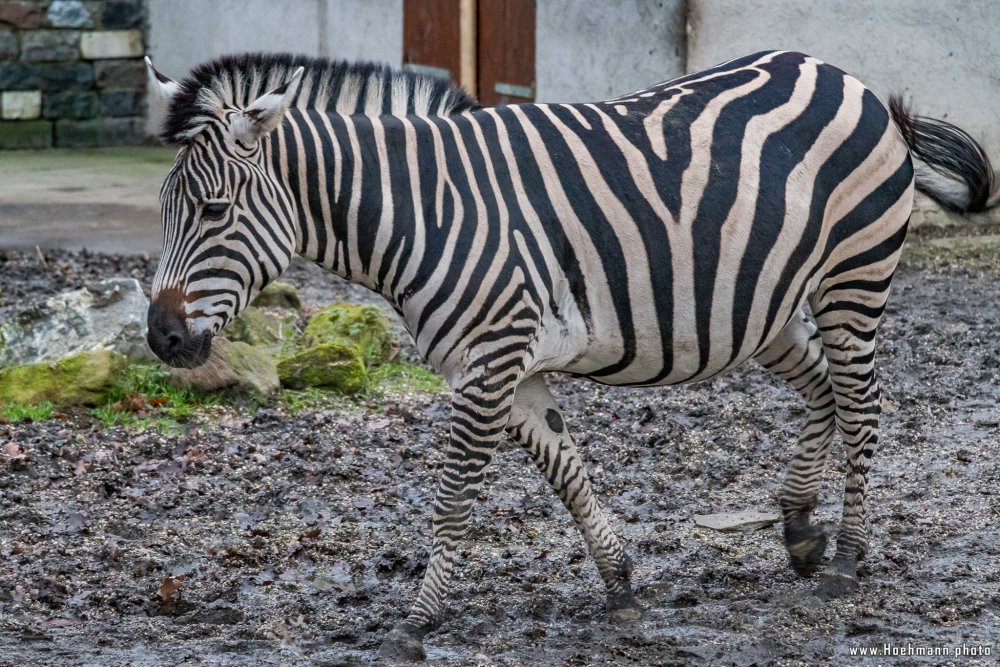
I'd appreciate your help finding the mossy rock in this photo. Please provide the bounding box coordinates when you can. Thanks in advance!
[252,282,302,311]
[225,306,298,352]
[0,349,126,406]
[277,342,367,393]
[302,304,396,365]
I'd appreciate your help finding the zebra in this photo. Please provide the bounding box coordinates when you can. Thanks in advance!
[143,50,998,660]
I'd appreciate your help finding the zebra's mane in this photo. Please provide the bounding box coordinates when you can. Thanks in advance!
[161,52,479,145]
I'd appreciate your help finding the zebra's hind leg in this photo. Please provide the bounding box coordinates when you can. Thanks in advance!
[809,287,888,598]
[754,309,838,578]
[507,374,641,622]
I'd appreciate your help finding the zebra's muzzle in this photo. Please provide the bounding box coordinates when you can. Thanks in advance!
[147,296,213,369]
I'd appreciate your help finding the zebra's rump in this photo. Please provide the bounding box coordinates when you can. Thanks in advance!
[506,50,914,386]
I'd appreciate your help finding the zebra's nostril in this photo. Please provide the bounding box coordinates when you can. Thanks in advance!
[165,331,183,351]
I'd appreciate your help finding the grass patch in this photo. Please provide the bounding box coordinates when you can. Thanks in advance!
[278,361,447,413]
[89,363,219,430]
[369,362,448,396]
[278,386,351,414]
[4,359,447,428]
[901,234,1000,270]
[1,401,54,423]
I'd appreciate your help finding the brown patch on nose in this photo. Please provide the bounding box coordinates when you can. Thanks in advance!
[151,286,186,317]
[147,286,211,368]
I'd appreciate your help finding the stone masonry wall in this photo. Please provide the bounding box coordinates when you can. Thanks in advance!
[0,0,146,149]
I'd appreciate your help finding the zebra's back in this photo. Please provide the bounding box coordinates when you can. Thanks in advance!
[470,50,914,386]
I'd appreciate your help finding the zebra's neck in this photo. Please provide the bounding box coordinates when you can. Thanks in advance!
[274,109,428,303]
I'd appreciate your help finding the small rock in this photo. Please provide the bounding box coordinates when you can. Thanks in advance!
[20,30,81,64]
[302,304,397,365]
[0,28,17,60]
[277,342,367,393]
[0,278,152,367]
[0,2,45,30]
[170,339,279,396]
[1,90,42,120]
[47,0,93,28]
[43,91,98,119]
[176,600,244,625]
[693,510,780,532]
[102,1,144,29]
[99,89,142,117]
[252,281,302,311]
[0,349,126,406]
[79,30,143,60]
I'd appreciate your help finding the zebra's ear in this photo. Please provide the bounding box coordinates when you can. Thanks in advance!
[235,66,306,145]
[145,57,180,106]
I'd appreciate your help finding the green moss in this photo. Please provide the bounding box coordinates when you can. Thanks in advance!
[277,342,368,393]
[302,304,396,365]
[225,306,298,353]
[369,362,448,396]
[252,281,302,311]
[0,349,126,406]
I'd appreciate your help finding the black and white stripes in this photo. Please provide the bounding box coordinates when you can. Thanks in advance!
[144,50,998,659]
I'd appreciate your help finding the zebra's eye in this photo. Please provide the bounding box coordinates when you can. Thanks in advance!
[201,202,229,221]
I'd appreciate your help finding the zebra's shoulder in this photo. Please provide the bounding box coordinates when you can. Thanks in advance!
[161,52,479,145]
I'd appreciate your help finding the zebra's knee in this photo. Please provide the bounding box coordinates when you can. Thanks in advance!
[779,492,818,519]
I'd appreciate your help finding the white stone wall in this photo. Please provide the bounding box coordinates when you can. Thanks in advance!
[320,0,403,64]
[147,0,999,164]
[146,0,403,136]
[687,0,1000,158]
[535,0,686,103]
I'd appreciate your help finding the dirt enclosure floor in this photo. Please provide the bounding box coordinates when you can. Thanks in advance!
[0,245,998,666]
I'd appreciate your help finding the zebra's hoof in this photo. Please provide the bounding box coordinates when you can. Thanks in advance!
[606,592,644,623]
[378,627,426,663]
[816,568,860,599]
[787,529,828,577]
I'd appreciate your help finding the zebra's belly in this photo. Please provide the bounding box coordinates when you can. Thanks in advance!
[529,287,807,387]
[557,332,758,387]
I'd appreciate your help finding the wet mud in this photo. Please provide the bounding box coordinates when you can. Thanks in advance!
[0,250,997,666]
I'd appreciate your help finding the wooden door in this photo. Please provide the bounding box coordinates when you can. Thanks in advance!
[403,0,462,84]
[477,0,535,105]
[403,0,536,106]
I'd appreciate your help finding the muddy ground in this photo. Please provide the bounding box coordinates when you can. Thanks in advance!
[0,243,998,666]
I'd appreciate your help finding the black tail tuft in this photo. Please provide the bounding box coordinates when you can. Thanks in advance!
[889,95,997,213]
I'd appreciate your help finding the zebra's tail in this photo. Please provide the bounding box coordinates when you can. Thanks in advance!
[889,96,999,213]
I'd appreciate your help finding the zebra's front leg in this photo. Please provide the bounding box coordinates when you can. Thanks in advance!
[379,385,513,662]
[507,375,640,621]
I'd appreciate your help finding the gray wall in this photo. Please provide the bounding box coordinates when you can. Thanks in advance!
[146,0,402,135]
[535,0,685,102]
[147,0,1000,163]
[687,0,1000,158]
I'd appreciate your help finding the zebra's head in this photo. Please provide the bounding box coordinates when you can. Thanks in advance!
[144,59,304,368]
